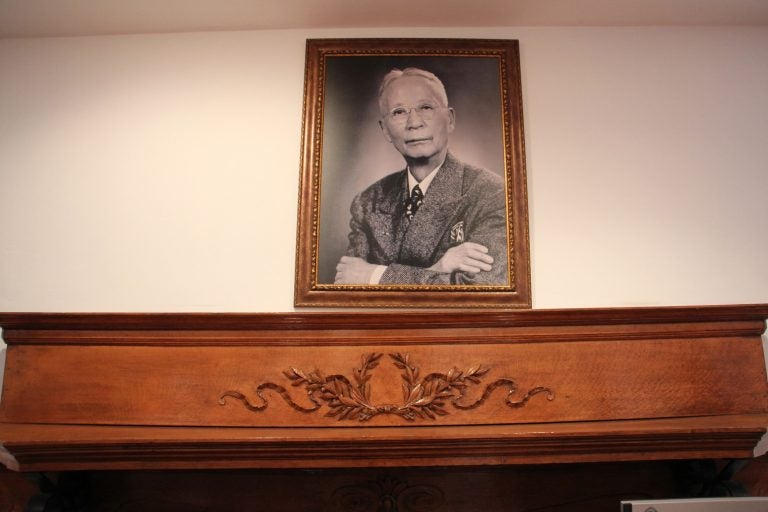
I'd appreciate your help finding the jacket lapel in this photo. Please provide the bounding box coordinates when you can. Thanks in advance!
[367,170,410,263]
[399,154,464,264]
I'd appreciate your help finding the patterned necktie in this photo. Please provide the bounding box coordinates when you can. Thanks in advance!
[405,184,424,221]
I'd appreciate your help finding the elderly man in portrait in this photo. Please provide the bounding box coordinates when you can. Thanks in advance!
[334,67,509,286]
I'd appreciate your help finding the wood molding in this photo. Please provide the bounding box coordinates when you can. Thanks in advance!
[2,304,768,332]
[1,305,767,472]
[1,416,766,471]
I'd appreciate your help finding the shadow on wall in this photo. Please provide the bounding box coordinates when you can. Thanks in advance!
[0,333,4,401]
[764,328,768,383]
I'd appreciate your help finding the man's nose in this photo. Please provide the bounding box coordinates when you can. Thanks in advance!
[405,108,425,128]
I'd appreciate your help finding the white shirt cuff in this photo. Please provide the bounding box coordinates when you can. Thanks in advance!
[369,265,387,285]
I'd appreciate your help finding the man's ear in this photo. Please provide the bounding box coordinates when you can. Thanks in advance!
[447,107,456,133]
[379,119,393,143]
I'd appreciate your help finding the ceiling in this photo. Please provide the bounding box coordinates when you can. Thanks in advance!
[1,0,768,38]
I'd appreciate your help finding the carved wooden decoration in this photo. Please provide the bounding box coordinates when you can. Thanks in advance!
[219,353,554,422]
[330,475,445,512]
[0,304,767,471]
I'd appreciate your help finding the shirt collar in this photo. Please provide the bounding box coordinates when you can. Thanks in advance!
[407,159,444,195]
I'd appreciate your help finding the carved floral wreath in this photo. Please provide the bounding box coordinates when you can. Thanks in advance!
[219,353,554,422]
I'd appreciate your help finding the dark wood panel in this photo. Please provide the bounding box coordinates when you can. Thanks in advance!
[0,468,35,511]
[5,459,768,511]
[85,463,679,512]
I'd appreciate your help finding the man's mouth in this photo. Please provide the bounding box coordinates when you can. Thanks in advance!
[405,137,432,145]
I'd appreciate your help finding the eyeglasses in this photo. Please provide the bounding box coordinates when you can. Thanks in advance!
[384,103,443,124]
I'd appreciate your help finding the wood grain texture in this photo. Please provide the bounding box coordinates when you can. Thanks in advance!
[1,338,765,427]
[0,305,766,471]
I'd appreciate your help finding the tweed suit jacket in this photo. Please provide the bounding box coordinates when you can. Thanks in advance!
[346,153,509,285]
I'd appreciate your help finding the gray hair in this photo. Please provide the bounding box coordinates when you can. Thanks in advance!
[378,67,449,115]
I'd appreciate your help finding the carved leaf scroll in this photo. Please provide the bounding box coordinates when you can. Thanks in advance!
[330,475,445,512]
[219,353,554,422]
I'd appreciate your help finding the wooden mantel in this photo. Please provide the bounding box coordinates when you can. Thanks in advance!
[1,304,767,472]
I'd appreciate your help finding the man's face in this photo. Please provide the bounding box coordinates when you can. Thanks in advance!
[379,75,455,162]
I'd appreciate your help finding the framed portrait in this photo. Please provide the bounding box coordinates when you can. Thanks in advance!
[294,38,531,308]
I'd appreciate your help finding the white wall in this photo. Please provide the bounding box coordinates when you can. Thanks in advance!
[1,27,767,317]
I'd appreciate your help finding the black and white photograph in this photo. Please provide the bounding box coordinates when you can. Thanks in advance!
[295,39,531,308]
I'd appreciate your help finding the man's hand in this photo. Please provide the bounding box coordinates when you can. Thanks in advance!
[428,242,494,275]
[334,256,377,284]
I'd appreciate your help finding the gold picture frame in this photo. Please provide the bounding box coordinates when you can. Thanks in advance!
[294,38,531,308]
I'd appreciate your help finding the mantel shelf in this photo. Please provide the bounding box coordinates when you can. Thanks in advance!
[1,304,767,472]
[2,416,767,472]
